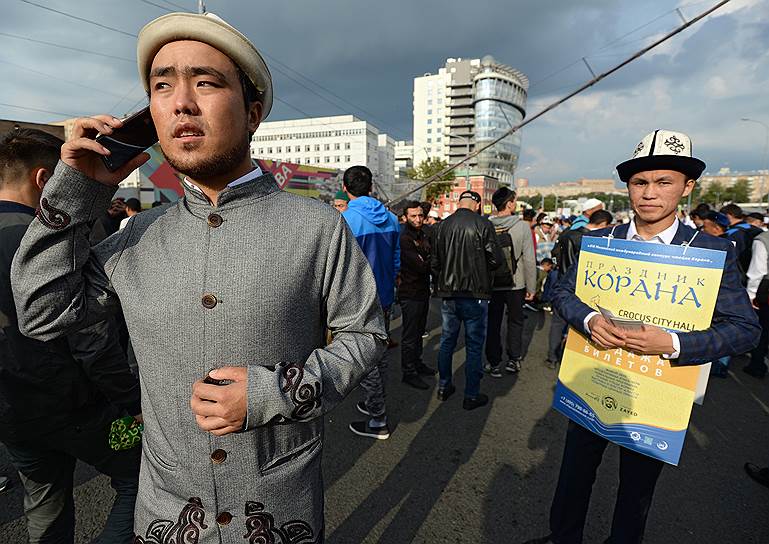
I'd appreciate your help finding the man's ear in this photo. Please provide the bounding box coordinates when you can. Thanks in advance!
[33,167,49,191]
[682,179,695,198]
[247,101,263,134]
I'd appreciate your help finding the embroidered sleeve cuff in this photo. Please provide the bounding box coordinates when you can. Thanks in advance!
[40,161,119,226]
[661,332,681,359]
[245,363,322,429]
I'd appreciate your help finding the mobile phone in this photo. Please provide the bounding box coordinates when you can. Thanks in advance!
[203,372,232,386]
[96,107,158,172]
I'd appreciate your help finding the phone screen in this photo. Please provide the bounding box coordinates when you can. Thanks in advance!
[107,107,157,147]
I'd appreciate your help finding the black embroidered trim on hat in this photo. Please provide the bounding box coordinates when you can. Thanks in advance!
[243,502,316,544]
[632,141,644,157]
[36,198,71,230]
[663,135,685,154]
[280,363,322,421]
[648,129,660,157]
[133,498,207,544]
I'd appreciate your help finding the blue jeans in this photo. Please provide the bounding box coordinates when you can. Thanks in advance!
[359,306,390,420]
[437,297,489,398]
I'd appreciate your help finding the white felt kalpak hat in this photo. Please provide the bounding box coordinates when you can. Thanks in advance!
[616,129,705,183]
[581,198,603,211]
[137,12,273,119]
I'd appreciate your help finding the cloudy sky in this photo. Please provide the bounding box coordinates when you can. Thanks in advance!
[2,0,767,185]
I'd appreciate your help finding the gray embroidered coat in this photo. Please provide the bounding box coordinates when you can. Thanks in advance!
[11,162,387,544]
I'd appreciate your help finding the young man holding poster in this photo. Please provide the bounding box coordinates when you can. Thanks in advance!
[526,130,760,544]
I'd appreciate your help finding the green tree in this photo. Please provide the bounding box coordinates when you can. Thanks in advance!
[702,181,725,206]
[724,179,750,203]
[407,158,456,202]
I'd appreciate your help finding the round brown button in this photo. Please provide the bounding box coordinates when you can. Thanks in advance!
[216,511,232,526]
[211,449,227,464]
[202,294,217,309]
[207,213,223,228]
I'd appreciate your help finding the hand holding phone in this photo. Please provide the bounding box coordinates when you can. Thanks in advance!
[60,112,153,187]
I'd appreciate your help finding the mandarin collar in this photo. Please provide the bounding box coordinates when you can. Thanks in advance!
[183,171,281,215]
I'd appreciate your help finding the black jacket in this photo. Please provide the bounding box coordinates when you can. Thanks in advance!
[553,226,588,275]
[430,208,501,299]
[0,201,140,441]
[399,224,431,300]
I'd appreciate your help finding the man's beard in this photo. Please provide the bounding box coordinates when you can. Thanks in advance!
[163,133,250,182]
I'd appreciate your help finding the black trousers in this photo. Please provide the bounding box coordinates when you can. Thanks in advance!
[4,404,140,543]
[747,303,769,376]
[485,289,525,366]
[400,297,430,376]
[549,421,664,544]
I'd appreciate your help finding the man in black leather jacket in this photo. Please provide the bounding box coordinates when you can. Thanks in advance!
[430,190,501,410]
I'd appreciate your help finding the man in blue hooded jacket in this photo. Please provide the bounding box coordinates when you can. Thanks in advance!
[342,165,400,439]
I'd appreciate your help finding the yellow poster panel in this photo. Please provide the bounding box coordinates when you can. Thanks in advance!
[553,236,726,465]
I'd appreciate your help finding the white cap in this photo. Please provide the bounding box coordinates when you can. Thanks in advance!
[581,198,603,212]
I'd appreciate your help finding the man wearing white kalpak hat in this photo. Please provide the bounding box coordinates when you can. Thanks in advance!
[11,12,386,543]
[525,130,759,544]
[569,197,604,231]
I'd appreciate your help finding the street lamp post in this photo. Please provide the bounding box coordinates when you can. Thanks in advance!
[447,133,472,190]
[741,117,769,210]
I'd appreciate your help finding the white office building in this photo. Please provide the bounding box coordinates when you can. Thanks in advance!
[250,115,395,196]
[413,56,528,186]
[394,140,414,178]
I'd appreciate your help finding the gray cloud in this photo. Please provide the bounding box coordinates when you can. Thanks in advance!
[2,0,766,184]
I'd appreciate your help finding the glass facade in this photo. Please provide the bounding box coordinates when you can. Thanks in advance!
[474,70,527,186]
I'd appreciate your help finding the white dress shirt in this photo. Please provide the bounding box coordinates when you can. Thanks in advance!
[747,238,768,301]
[583,218,682,358]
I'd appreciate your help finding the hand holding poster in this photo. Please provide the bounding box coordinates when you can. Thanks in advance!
[552,235,726,465]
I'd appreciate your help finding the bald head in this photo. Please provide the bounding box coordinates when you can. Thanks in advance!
[458,197,480,212]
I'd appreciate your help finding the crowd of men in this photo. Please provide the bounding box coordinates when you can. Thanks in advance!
[0,9,767,544]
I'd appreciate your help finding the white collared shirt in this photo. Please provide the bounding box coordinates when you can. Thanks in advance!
[626,217,680,245]
[182,165,264,196]
[584,218,681,358]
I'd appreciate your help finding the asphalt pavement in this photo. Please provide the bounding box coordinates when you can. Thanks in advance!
[2,301,769,543]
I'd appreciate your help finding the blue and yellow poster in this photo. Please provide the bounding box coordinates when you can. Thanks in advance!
[553,236,726,465]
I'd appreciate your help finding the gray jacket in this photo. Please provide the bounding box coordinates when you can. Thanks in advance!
[489,215,537,293]
[12,162,387,543]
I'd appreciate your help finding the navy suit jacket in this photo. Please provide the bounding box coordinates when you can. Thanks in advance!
[551,221,760,365]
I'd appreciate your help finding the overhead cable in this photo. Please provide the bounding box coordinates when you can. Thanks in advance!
[17,0,137,37]
[0,31,134,62]
[386,0,733,206]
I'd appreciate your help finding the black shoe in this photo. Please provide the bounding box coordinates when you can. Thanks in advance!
[416,364,437,376]
[437,384,456,401]
[403,374,430,390]
[349,421,390,440]
[356,401,370,417]
[522,537,554,544]
[483,363,503,378]
[745,462,769,488]
[742,365,766,379]
[463,393,489,410]
[505,359,521,373]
